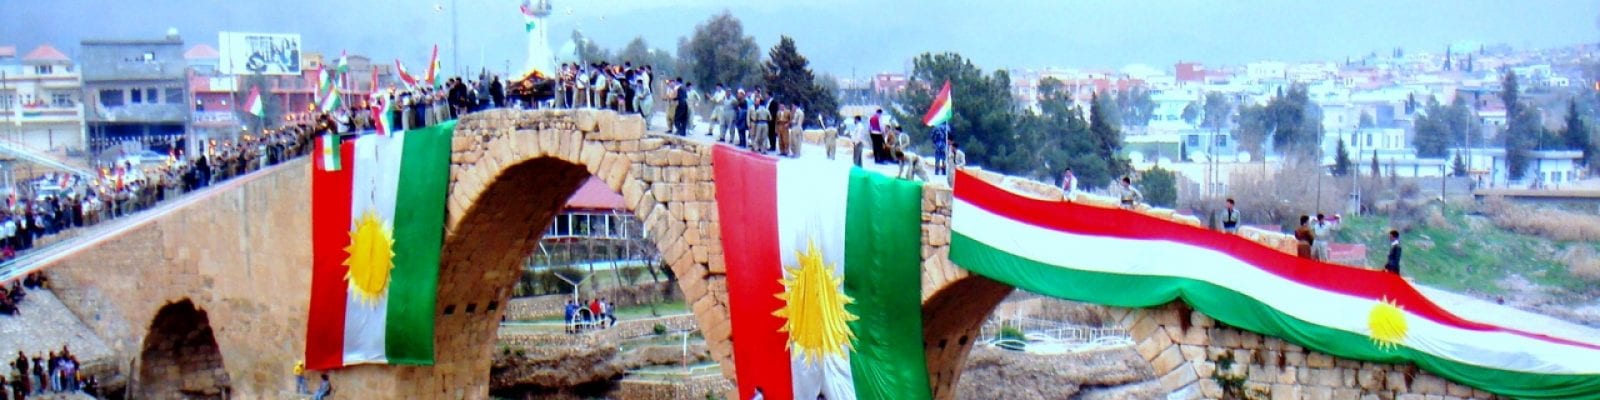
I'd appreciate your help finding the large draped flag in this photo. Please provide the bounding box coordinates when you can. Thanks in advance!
[305,122,454,369]
[922,80,952,127]
[713,146,931,400]
[948,170,1600,399]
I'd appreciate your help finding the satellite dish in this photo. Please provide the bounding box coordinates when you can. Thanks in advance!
[1236,152,1253,163]
[1128,152,1145,164]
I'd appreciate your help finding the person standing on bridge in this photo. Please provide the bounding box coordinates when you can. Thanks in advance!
[1384,230,1403,275]
[1294,215,1315,259]
[1221,198,1241,234]
[752,100,773,153]
[789,103,805,157]
[675,82,693,136]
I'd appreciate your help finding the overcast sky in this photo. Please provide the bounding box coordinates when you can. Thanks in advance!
[3,0,1597,79]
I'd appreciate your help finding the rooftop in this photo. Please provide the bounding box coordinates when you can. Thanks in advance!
[22,45,70,63]
[0,46,14,59]
[184,44,220,60]
[564,177,625,210]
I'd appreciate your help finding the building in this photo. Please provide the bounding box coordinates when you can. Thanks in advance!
[532,177,651,269]
[0,44,87,152]
[80,31,190,160]
[186,45,391,144]
[1450,148,1585,189]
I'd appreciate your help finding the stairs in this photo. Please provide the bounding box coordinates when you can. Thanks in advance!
[0,138,93,177]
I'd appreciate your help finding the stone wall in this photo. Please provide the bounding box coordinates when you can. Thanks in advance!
[1118,303,1501,400]
[45,160,313,399]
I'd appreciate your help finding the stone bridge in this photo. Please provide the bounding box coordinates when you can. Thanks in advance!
[36,109,1491,399]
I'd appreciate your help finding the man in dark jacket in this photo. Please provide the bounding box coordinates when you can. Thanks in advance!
[674,82,691,136]
[489,77,506,109]
[1384,230,1402,275]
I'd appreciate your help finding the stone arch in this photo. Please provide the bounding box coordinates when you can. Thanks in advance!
[920,275,1013,400]
[388,109,734,397]
[137,299,230,399]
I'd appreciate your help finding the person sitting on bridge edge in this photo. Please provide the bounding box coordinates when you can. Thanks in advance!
[1384,230,1403,275]
[1221,198,1240,234]
[313,373,332,400]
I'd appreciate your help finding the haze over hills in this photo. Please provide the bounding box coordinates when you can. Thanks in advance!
[3,0,1598,76]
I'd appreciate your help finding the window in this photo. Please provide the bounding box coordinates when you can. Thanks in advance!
[195,99,204,112]
[129,88,143,104]
[99,89,124,107]
[147,88,160,103]
[166,88,184,104]
[1216,135,1228,146]
[34,65,52,75]
[51,93,72,107]
[1365,134,1373,147]
[0,92,14,108]
[1187,135,1200,147]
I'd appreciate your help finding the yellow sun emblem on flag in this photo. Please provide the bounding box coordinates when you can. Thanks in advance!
[344,210,396,304]
[774,240,858,365]
[1368,297,1409,350]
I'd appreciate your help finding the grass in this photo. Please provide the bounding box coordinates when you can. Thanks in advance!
[1332,202,1600,299]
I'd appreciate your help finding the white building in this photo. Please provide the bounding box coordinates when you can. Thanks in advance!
[0,44,87,152]
[1449,148,1584,189]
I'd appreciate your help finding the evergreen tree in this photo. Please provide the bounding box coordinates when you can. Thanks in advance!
[1500,71,1539,181]
[1089,92,1129,179]
[762,36,840,125]
[890,52,1021,175]
[1333,138,1352,176]
[1412,97,1451,157]
[1141,166,1178,208]
[1370,150,1381,179]
[1562,99,1592,161]
[678,11,762,89]
[1452,152,1468,177]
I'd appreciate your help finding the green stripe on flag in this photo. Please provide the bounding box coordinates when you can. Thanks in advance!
[382,121,454,364]
[845,169,932,400]
[950,232,1600,399]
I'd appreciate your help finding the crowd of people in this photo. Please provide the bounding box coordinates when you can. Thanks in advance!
[0,122,317,268]
[5,347,98,399]
[562,298,617,334]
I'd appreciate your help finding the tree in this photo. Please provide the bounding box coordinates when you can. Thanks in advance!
[1369,150,1381,180]
[1359,110,1376,129]
[615,36,677,78]
[1233,103,1270,159]
[678,11,762,89]
[1200,92,1233,134]
[1114,88,1156,128]
[570,31,613,64]
[1333,138,1353,177]
[1452,152,1468,177]
[1266,84,1323,161]
[762,36,840,125]
[1181,101,1200,126]
[1562,98,1593,164]
[1014,78,1128,190]
[1089,92,1130,179]
[1141,166,1178,208]
[890,52,1023,175]
[1500,71,1540,181]
[1412,97,1452,157]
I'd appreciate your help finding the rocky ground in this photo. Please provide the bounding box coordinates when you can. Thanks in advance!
[0,288,113,378]
[955,346,1162,400]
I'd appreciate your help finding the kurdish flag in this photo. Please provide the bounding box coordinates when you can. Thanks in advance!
[305,122,454,370]
[922,80,952,127]
[948,170,1600,399]
[395,59,419,89]
[713,146,931,400]
[244,85,264,118]
[424,44,441,89]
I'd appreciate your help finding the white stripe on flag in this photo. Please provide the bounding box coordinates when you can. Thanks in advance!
[775,156,855,400]
[952,198,1600,374]
[342,133,406,365]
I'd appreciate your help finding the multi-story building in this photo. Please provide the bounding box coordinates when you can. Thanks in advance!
[80,32,190,160]
[0,44,87,153]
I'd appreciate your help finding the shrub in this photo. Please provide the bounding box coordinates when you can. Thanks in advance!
[1480,197,1600,242]
[653,323,668,336]
[619,266,646,285]
[998,324,1026,342]
[1561,246,1600,282]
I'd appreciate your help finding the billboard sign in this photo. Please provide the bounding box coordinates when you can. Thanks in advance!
[219,32,303,76]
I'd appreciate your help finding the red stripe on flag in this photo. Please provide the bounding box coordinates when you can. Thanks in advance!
[712,145,795,400]
[306,138,356,370]
[953,170,1600,351]
[922,80,951,126]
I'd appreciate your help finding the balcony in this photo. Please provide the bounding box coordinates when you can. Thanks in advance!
[5,104,84,124]
[191,111,240,128]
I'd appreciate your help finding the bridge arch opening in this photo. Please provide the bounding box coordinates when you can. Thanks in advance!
[137,299,230,399]
[423,145,708,397]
